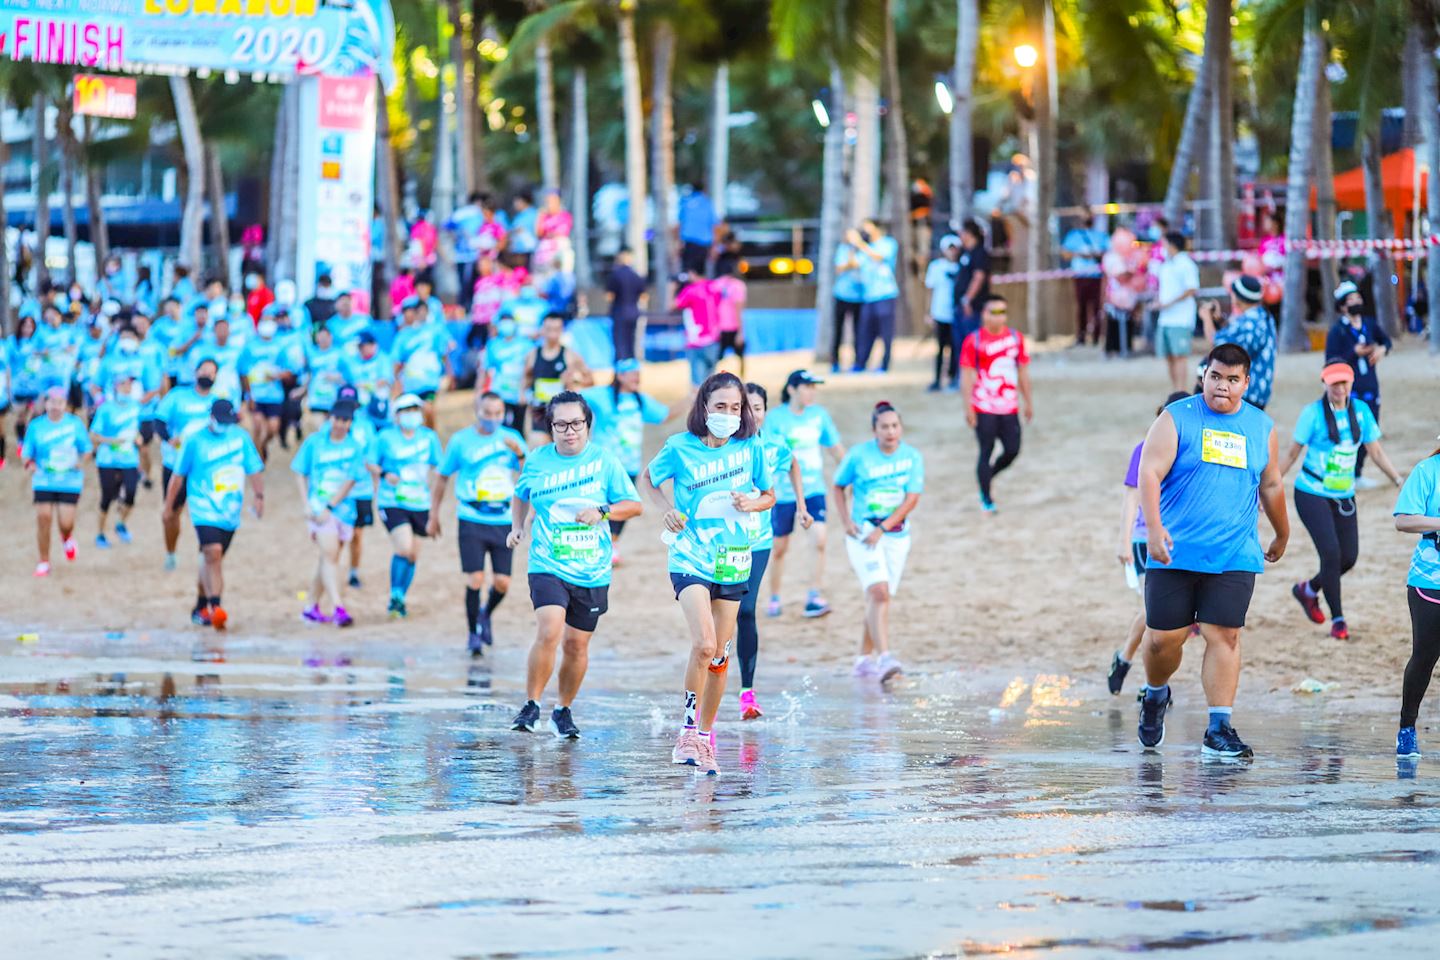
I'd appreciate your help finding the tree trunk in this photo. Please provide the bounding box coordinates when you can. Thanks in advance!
[1026,0,1058,340]
[1279,8,1322,353]
[274,82,301,284]
[649,21,676,312]
[466,0,488,192]
[1362,133,1400,338]
[949,0,978,229]
[0,91,11,325]
[1313,50,1338,329]
[57,94,78,286]
[1205,1,1235,249]
[536,35,561,194]
[376,91,402,318]
[448,0,473,197]
[170,76,206,279]
[882,3,916,334]
[82,116,110,270]
[1163,42,1210,231]
[1403,26,1424,148]
[207,144,231,282]
[32,92,51,290]
[814,63,846,361]
[618,9,648,276]
[569,66,593,290]
[709,61,729,220]
[1418,15,1440,352]
[851,71,880,222]
[433,68,458,301]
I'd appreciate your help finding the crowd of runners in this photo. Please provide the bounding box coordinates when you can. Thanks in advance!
[6,268,1440,774]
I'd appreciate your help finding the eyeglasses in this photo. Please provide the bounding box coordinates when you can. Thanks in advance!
[551,419,587,434]
[986,308,1008,316]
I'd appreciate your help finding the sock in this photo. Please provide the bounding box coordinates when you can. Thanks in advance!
[484,587,507,616]
[208,595,221,608]
[1207,706,1233,733]
[399,558,417,594]
[1142,684,1170,702]
[1116,654,1131,666]
[465,587,481,632]
[1305,578,1319,596]
[193,594,206,613]
[698,728,711,739]
[683,689,698,728]
[389,555,404,594]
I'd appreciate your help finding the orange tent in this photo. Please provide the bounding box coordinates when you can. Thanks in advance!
[1312,147,1427,237]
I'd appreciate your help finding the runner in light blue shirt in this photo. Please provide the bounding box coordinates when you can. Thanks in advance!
[1393,452,1440,760]
[341,332,394,429]
[22,388,93,576]
[483,317,534,416]
[90,374,145,548]
[304,326,348,415]
[391,301,455,419]
[291,398,370,626]
[367,393,443,617]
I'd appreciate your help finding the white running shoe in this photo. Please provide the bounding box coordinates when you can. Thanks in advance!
[853,655,878,678]
[877,653,904,683]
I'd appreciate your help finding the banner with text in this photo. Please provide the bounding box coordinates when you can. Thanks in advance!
[296,74,377,308]
[74,74,138,119]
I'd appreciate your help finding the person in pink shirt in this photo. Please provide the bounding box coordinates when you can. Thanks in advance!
[469,257,509,331]
[709,257,748,378]
[673,272,720,389]
[1101,227,1144,357]
[409,214,438,268]
[390,266,416,312]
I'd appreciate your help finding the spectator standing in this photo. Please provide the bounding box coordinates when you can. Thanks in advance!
[950,219,991,365]
[1326,279,1392,487]
[606,248,647,362]
[1060,216,1106,345]
[678,183,717,276]
[831,239,864,373]
[506,193,539,269]
[850,219,899,373]
[1101,227,1143,357]
[924,234,961,392]
[1205,274,1278,410]
[711,256,748,378]
[1153,232,1200,391]
[673,272,720,389]
[445,192,487,305]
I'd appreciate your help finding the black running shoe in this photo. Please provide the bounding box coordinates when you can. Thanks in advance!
[348,571,362,589]
[550,706,581,740]
[1137,687,1171,749]
[1201,722,1254,759]
[1107,651,1132,696]
[512,700,541,732]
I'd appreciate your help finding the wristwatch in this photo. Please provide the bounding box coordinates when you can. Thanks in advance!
[598,504,611,520]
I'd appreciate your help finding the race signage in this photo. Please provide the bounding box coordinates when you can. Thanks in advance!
[74,75,138,119]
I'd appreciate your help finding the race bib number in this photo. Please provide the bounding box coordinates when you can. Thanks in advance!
[1322,447,1358,492]
[714,544,753,584]
[552,522,601,561]
[865,486,906,515]
[534,377,563,403]
[1200,429,1248,469]
[397,463,428,507]
[471,465,514,506]
[213,465,244,494]
[45,446,78,473]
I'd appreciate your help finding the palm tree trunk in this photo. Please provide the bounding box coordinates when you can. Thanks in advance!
[1163,41,1210,230]
[851,71,880,222]
[569,66,593,289]
[1279,6,1322,353]
[170,76,206,280]
[1361,133,1400,337]
[1403,26,1424,148]
[814,63,846,362]
[1312,53,1338,329]
[57,94,78,286]
[618,9,648,276]
[649,21,676,312]
[882,3,915,334]
[206,144,231,281]
[376,91,402,318]
[433,69,458,300]
[82,116,110,270]
[448,0,473,197]
[275,83,301,283]
[709,61,729,220]
[949,0,978,229]
[1204,0,1235,249]
[1419,15,1440,352]
[467,0,488,192]
[0,91,11,323]
[536,36,561,194]
[32,91,51,290]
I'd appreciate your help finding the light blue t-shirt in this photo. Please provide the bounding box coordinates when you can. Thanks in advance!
[647,433,773,584]
[392,324,455,394]
[190,339,244,401]
[584,386,668,477]
[368,426,443,510]
[755,437,795,552]
[346,417,377,501]
[497,293,549,338]
[98,350,161,405]
[764,403,841,503]
[326,312,372,347]
[174,425,264,531]
[9,336,46,397]
[304,343,348,412]
[484,335,533,403]
[1061,227,1106,274]
[1395,456,1440,589]
[833,244,864,303]
[155,386,216,470]
[22,413,92,493]
[76,333,108,389]
[291,429,370,526]
[91,399,142,469]
[37,323,79,389]
[834,440,925,534]
[239,336,298,405]
[440,425,526,525]
[1292,398,1380,500]
[859,236,900,303]
[924,258,959,321]
[514,442,639,588]
[341,349,394,409]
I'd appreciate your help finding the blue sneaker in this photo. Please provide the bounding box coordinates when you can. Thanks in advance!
[348,570,362,589]
[803,590,831,619]
[1201,722,1254,759]
[980,494,997,513]
[1137,687,1171,749]
[95,534,111,550]
[115,523,132,544]
[1397,726,1421,759]
[164,552,177,572]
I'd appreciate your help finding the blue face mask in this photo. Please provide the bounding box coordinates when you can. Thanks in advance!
[398,411,423,431]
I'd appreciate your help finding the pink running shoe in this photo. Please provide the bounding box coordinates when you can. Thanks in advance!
[302,604,331,624]
[34,561,51,578]
[739,689,763,720]
[672,728,701,766]
[695,733,720,776]
[63,538,78,562]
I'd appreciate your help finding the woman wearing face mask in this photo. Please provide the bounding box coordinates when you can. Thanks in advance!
[832,402,925,682]
[1279,362,1403,640]
[239,314,299,461]
[22,387,94,577]
[1325,281,1393,489]
[292,398,369,628]
[367,393,442,619]
[90,372,144,549]
[640,372,776,775]
[7,314,44,454]
[582,358,670,562]
[482,314,532,432]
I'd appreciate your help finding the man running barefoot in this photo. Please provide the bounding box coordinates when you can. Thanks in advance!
[1135,343,1288,758]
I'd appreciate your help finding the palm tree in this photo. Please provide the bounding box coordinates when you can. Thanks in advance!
[170,75,206,278]
[649,19,677,310]
[447,0,474,197]
[206,144,230,278]
[569,65,593,287]
[82,117,110,269]
[31,91,52,290]
[709,61,729,220]
[882,0,916,332]
[1162,43,1209,229]
[376,91,403,316]
[949,0,979,229]
[1204,0,1235,248]
[56,88,78,284]
[814,63,847,360]
[536,33,561,193]
[1279,2,1322,353]
[618,2,648,276]
[1312,40,1338,329]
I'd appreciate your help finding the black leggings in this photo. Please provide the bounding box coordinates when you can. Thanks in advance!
[833,300,862,366]
[737,548,771,689]
[933,321,956,385]
[1294,489,1359,620]
[975,412,1021,501]
[1403,585,1440,727]
[98,467,140,512]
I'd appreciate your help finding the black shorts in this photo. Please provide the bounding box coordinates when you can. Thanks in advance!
[162,466,188,510]
[718,329,745,357]
[253,401,284,420]
[772,494,828,537]
[353,498,374,528]
[670,573,748,602]
[380,506,430,535]
[503,403,527,433]
[98,466,140,510]
[529,573,608,632]
[529,405,551,434]
[139,419,160,443]
[33,490,80,505]
[195,525,236,553]
[459,520,514,575]
[1144,568,1257,631]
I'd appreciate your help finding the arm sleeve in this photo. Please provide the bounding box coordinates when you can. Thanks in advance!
[1360,402,1383,443]
[641,394,668,424]
[290,438,311,477]
[959,334,978,369]
[608,457,641,502]
[751,441,774,490]
[820,410,841,446]
[514,458,536,502]
[439,438,459,477]
[1324,326,1344,359]
[174,437,194,477]
[428,433,443,466]
[1375,319,1393,349]
[1292,403,1315,446]
[366,435,383,468]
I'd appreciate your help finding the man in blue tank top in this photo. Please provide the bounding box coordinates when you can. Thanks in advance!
[1135,343,1289,759]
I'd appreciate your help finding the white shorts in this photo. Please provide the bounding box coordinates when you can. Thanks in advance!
[846,527,911,593]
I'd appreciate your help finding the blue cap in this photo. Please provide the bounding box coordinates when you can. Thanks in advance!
[357,330,378,345]
[615,358,641,374]
[401,296,421,310]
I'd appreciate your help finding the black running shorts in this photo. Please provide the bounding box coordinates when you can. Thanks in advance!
[1144,568,1256,631]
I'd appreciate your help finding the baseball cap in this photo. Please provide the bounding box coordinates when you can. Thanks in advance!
[1333,280,1359,303]
[615,358,641,374]
[336,385,360,403]
[401,296,421,310]
[1231,274,1265,303]
[394,393,423,411]
[785,369,826,389]
[210,399,240,424]
[357,330,378,345]
[939,234,961,251]
[330,398,359,420]
[1321,362,1355,385]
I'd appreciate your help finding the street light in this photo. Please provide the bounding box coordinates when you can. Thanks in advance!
[812,98,830,128]
[1013,43,1038,69]
[934,79,953,115]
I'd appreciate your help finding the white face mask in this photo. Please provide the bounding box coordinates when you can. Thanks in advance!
[257,319,278,339]
[398,411,423,431]
[118,339,139,354]
[706,413,741,439]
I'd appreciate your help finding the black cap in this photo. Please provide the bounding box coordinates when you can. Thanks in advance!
[210,399,240,424]
[330,398,359,420]
[336,385,360,403]
[785,369,826,389]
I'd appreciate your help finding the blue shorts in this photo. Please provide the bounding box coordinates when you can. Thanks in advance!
[771,494,827,537]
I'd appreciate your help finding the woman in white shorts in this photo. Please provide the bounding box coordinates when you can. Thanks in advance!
[831,402,924,683]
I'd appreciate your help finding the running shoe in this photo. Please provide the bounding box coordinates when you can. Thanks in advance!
[394,598,407,618]
[95,534,111,550]
[926,382,942,394]
[387,595,407,619]
[348,570,362,589]
[1107,651,1132,695]
[980,494,997,514]
[479,610,494,648]
[1201,722,1254,759]
[467,631,484,657]
[550,706,581,740]
[766,595,781,618]
[803,591,831,618]
[302,604,330,624]
[853,655,877,678]
[1291,581,1325,624]
[191,607,212,627]
[1330,619,1349,640]
[333,606,354,628]
[115,523,132,544]
[210,606,228,631]
[511,700,541,732]
[33,561,51,578]
[672,728,702,765]
[695,733,720,776]
[63,538,77,562]
[1137,687,1171,749]
[1397,726,1421,759]
[164,553,177,572]
[877,653,904,684]
[739,689,763,720]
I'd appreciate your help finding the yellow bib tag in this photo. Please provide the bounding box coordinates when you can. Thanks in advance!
[1200,428,1247,469]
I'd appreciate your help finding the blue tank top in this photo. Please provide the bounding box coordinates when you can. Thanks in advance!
[1153,394,1272,574]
